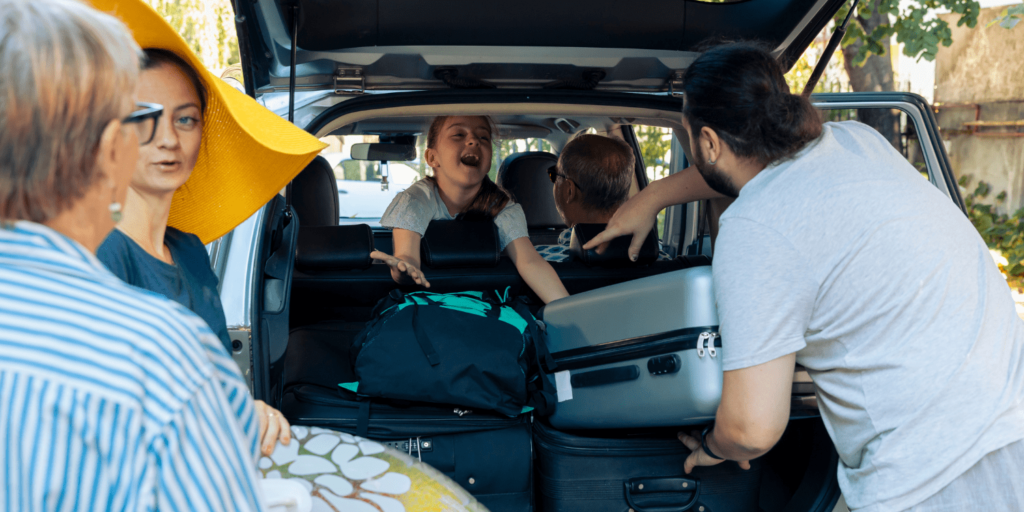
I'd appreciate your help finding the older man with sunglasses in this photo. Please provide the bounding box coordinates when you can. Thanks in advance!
[537,134,671,262]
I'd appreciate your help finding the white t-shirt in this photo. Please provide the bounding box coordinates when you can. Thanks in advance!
[713,121,1024,512]
[380,179,529,250]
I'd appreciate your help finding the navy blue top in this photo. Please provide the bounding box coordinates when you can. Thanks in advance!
[97,227,232,354]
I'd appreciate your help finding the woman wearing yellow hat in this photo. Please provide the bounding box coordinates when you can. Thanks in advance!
[81,2,502,510]
[83,3,501,510]
[91,0,326,457]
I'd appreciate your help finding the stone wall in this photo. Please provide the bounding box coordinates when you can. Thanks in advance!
[935,6,1024,213]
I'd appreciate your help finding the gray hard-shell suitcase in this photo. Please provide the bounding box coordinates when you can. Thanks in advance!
[539,265,721,429]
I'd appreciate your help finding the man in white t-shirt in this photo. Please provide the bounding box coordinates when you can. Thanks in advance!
[585,42,1024,512]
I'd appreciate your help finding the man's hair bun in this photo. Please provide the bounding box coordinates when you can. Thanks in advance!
[682,41,822,166]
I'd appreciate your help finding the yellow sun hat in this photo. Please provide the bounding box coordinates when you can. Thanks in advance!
[91,0,328,243]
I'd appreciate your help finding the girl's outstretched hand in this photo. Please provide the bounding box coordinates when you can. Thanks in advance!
[371,250,431,288]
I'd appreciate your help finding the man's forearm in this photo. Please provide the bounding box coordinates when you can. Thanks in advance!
[706,355,797,461]
[645,165,726,210]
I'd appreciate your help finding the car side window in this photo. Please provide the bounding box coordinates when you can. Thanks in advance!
[634,125,675,245]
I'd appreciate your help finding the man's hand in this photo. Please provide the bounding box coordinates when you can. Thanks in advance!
[581,188,660,260]
[255,400,291,456]
[371,250,431,288]
[678,430,751,474]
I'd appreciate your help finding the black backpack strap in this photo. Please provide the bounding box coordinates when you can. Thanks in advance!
[410,297,441,366]
[373,289,405,317]
[509,299,557,416]
[534,321,558,374]
[357,399,371,437]
[511,300,557,373]
[526,381,556,416]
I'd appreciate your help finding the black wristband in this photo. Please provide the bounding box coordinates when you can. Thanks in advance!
[700,424,725,460]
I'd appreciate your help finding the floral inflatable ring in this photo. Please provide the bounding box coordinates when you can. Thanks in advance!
[259,425,488,512]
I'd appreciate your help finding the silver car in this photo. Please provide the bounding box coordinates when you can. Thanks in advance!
[210,1,964,511]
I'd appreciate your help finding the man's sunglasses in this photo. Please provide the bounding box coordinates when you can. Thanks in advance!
[121,102,164,145]
[547,165,582,192]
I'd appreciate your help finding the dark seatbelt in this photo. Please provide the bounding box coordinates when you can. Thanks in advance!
[696,200,708,257]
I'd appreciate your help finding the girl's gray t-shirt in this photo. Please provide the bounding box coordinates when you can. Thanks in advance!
[713,121,1024,512]
[380,179,529,250]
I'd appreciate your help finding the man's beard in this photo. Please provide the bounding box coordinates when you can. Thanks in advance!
[694,145,739,198]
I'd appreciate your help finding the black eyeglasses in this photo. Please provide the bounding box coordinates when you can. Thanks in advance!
[122,102,164,145]
[548,165,583,192]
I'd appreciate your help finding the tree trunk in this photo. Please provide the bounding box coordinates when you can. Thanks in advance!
[841,2,901,149]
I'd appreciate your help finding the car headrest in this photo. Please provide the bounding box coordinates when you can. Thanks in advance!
[291,155,338,227]
[420,218,500,269]
[568,223,658,267]
[496,152,565,230]
[295,225,374,271]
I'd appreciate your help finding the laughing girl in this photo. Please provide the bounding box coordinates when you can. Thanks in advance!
[371,115,569,303]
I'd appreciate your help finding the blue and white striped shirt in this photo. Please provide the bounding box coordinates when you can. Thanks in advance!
[0,222,264,512]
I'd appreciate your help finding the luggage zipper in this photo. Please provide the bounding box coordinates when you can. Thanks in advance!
[696,332,719,359]
[453,408,473,417]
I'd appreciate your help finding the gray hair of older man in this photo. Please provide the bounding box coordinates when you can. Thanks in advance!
[557,133,635,213]
[0,0,141,223]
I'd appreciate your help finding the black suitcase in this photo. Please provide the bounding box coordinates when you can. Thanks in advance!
[533,420,761,512]
[281,384,533,512]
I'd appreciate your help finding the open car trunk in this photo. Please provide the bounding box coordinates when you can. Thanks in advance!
[235,89,958,512]
[233,0,846,95]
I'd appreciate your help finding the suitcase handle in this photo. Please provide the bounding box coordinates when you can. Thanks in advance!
[624,477,701,512]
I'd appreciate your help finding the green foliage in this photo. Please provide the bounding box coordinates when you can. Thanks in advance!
[960,175,1024,288]
[487,138,553,182]
[635,126,671,171]
[987,3,1024,29]
[340,160,368,181]
[840,0,981,65]
[635,126,674,237]
[144,0,240,70]
[784,49,849,94]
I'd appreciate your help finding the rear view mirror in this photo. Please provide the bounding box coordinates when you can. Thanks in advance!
[350,143,416,162]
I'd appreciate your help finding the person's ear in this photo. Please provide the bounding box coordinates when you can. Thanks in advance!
[699,126,721,164]
[563,178,578,203]
[94,119,125,180]
[425,147,440,170]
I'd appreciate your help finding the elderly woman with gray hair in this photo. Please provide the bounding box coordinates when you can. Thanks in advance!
[0,0,266,509]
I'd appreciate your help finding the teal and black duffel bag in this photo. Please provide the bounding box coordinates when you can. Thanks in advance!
[349,289,555,417]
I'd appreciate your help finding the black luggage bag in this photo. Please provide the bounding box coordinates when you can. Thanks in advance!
[281,384,533,512]
[533,420,761,512]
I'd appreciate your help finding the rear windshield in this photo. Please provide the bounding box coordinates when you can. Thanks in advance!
[318,134,553,226]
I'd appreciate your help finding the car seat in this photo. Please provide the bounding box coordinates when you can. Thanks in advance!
[291,155,338,227]
[496,152,565,245]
